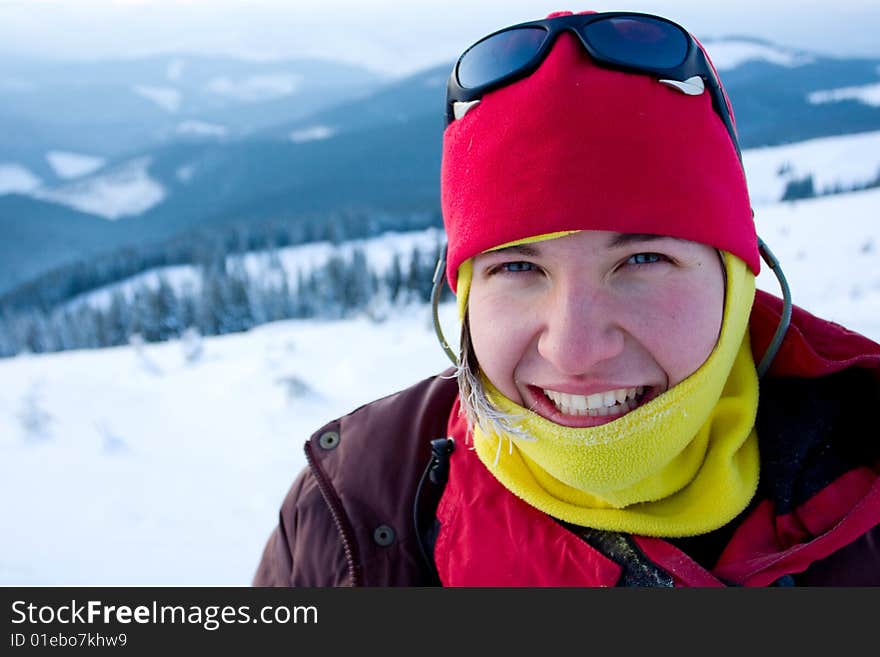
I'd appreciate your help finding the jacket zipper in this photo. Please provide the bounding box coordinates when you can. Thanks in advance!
[304,440,363,586]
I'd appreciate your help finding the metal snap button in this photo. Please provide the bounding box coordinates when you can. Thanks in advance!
[318,430,340,450]
[373,524,395,547]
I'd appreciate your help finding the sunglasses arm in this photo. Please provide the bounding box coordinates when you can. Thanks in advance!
[432,245,460,367]
[756,235,792,378]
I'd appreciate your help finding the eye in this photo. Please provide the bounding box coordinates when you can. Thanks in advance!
[502,261,536,272]
[492,261,538,274]
[626,252,668,266]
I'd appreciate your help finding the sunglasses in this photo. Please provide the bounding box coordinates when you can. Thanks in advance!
[446,11,742,162]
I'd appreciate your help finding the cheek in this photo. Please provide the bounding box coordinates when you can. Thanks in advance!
[467,296,533,403]
[629,277,724,386]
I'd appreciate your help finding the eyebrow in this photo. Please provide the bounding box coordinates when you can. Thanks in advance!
[606,233,684,248]
[487,233,683,256]
[485,243,542,256]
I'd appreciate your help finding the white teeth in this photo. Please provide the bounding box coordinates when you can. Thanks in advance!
[542,386,646,417]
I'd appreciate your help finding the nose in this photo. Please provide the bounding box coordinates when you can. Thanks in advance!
[535,283,626,376]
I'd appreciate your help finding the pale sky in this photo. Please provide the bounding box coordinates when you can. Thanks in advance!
[1,0,878,76]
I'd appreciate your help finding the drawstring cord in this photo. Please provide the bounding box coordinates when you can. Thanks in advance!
[412,437,456,584]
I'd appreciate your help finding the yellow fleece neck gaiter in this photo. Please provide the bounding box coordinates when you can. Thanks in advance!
[470,252,760,537]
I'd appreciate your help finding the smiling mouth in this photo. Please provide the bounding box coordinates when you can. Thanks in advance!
[540,386,648,418]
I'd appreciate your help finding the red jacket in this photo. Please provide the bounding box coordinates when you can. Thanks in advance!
[253,291,880,586]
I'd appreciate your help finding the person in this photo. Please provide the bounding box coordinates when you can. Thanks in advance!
[252,10,880,587]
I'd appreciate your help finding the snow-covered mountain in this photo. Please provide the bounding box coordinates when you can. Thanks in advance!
[0,54,384,181]
[703,37,815,71]
[3,40,880,301]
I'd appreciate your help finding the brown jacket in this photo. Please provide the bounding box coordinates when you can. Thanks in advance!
[253,370,458,586]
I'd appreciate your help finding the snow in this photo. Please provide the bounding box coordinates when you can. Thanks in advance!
[205,74,302,102]
[704,39,813,71]
[289,124,336,143]
[67,265,203,312]
[742,130,880,204]
[1,185,878,585]
[808,81,880,108]
[0,303,459,585]
[133,85,182,112]
[46,150,106,179]
[33,157,166,220]
[753,187,880,338]
[176,120,229,138]
[0,163,41,195]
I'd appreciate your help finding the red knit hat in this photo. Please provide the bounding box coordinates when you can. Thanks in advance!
[441,11,759,292]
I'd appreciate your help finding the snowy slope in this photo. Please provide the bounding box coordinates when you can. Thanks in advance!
[754,187,880,335]
[0,163,42,194]
[809,81,880,108]
[68,227,445,311]
[0,302,459,585]
[32,157,165,220]
[743,130,880,204]
[46,151,106,180]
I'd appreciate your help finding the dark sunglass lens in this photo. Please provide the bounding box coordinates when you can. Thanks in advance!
[457,27,547,89]
[583,16,688,69]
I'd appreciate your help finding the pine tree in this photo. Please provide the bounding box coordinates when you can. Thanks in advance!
[178,284,198,331]
[20,310,55,353]
[321,252,348,318]
[197,268,224,336]
[133,285,163,343]
[386,251,403,304]
[104,290,129,347]
[292,269,310,318]
[405,246,422,303]
[0,313,16,357]
[51,309,77,352]
[155,275,181,340]
[277,273,294,320]
[342,247,372,314]
[73,304,101,350]
[221,261,254,333]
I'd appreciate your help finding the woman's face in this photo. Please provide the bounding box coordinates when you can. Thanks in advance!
[467,230,725,428]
